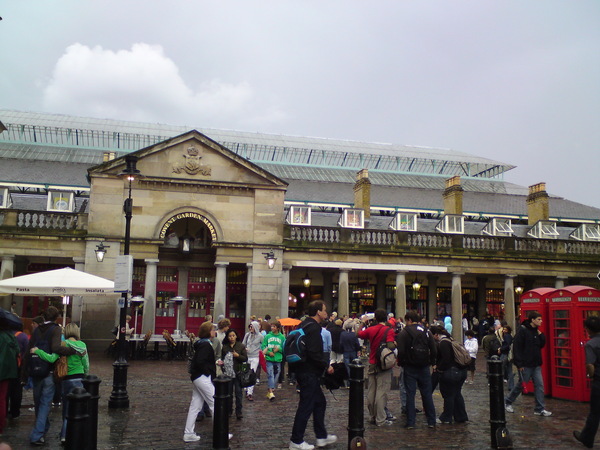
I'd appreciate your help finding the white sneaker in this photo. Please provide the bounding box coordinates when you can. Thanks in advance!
[316,435,338,447]
[534,409,552,417]
[505,404,514,413]
[183,433,201,442]
[289,441,315,450]
[229,433,233,439]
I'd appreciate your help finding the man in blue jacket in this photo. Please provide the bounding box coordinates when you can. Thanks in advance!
[505,311,552,417]
[289,300,337,450]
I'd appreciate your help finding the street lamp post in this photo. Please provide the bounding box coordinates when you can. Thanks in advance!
[109,154,140,409]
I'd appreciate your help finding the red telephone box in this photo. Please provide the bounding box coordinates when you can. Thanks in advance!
[547,285,600,402]
[518,287,555,397]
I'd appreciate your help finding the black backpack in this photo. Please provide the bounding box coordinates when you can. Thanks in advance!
[405,325,431,367]
[29,324,56,379]
[487,334,502,358]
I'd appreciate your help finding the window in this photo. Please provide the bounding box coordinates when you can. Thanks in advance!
[338,208,364,229]
[47,191,74,212]
[482,218,513,237]
[570,224,600,242]
[527,220,559,239]
[435,214,464,234]
[389,212,417,231]
[286,205,311,226]
[0,188,12,209]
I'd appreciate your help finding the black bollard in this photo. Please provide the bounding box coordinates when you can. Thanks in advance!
[66,387,91,450]
[213,375,232,450]
[488,357,513,449]
[83,375,101,450]
[348,358,365,450]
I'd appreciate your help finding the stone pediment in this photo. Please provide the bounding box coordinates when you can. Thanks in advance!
[87,130,288,189]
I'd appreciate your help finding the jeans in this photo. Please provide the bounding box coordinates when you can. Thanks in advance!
[579,378,600,447]
[343,352,357,378]
[60,377,84,439]
[227,376,243,416]
[266,361,280,390]
[403,365,436,427]
[31,374,55,442]
[399,368,407,409]
[438,367,468,423]
[290,372,327,444]
[501,354,515,391]
[505,366,546,412]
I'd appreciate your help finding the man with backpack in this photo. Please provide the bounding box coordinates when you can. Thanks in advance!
[21,307,78,446]
[396,311,437,429]
[289,301,337,450]
[357,308,397,427]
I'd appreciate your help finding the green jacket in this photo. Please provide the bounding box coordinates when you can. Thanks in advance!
[35,339,89,376]
[0,330,19,381]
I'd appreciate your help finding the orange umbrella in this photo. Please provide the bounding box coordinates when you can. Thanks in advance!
[279,317,301,327]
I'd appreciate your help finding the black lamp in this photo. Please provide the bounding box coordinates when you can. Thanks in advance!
[302,272,311,288]
[95,242,109,262]
[263,250,276,269]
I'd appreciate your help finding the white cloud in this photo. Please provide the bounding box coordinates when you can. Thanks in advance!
[42,43,286,128]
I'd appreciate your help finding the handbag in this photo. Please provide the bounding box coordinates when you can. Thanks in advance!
[54,355,68,382]
[236,363,257,388]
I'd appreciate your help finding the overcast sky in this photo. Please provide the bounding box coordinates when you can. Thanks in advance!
[1,2,599,209]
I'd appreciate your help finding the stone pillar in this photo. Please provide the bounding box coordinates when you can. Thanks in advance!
[427,275,439,323]
[375,272,387,311]
[71,257,85,326]
[0,254,15,280]
[322,271,333,313]
[214,262,229,320]
[142,259,159,334]
[451,272,463,341]
[555,276,568,289]
[245,263,253,321]
[177,266,189,332]
[395,271,407,321]
[504,275,517,331]
[476,277,487,320]
[281,264,291,319]
[338,269,350,318]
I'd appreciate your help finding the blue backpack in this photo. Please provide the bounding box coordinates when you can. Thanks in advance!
[284,327,308,364]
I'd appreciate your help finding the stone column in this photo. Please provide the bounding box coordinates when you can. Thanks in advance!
[476,277,487,320]
[177,267,189,332]
[142,259,159,334]
[71,257,85,325]
[0,255,15,311]
[245,263,253,321]
[338,269,350,318]
[555,276,568,289]
[427,275,439,323]
[322,271,333,312]
[395,271,407,321]
[451,272,463,341]
[376,272,387,311]
[214,262,229,320]
[504,275,517,331]
[280,264,291,319]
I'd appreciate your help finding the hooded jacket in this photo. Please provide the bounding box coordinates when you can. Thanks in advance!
[242,321,264,358]
[512,318,546,368]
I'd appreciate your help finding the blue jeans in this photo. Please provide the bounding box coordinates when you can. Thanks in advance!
[439,367,468,423]
[31,374,55,442]
[266,361,280,390]
[505,366,546,412]
[61,377,84,439]
[290,372,327,444]
[403,365,436,427]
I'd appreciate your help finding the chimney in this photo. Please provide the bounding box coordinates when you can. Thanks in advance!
[353,168,371,219]
[103,151,116,162]
[527,182,549,225]
[443,176,464,215]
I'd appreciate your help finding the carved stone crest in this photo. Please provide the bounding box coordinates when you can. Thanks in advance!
[173,146,211,176]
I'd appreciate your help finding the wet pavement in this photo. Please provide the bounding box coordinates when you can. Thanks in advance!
[0,352,592,449]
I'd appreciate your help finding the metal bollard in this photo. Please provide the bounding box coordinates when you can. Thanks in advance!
[83,375,101,450]
[488,357,513,449]
[348,358,366,450]
[66,387,91,450]
[213,375,232,450]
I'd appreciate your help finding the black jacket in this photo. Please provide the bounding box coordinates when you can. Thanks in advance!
[396,323,437,367]
[22,322,76,381]
[221,340,248,374]
[512,319,546,368]
[329,323,343,353]
[290,317,327,375]
[190,339,216,381]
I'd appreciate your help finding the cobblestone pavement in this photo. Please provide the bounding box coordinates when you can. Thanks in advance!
[0,353,591,449]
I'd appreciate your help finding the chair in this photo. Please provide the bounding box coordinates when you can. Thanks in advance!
[136,331,152,360]
[162,330,178,360]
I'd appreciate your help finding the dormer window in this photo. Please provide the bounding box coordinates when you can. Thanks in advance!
[47,191,74,212]
[389,212,417,231]
[570,224,600,242]
[527,220,559,239]
[436,214,464,234]
[339,208,364,229]
[482,218,513,237]
[0,187,12,209]
[286,205,311,226]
